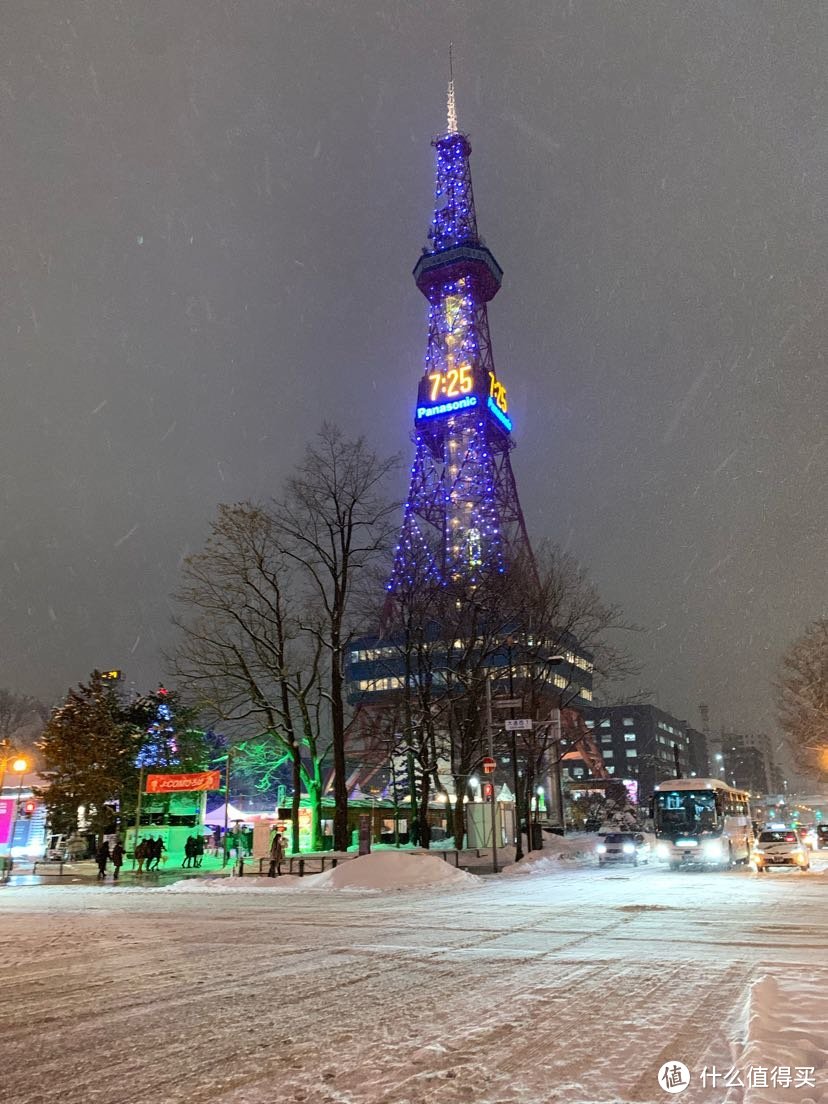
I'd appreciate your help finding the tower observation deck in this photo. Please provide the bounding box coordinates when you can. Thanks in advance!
[388,81,533,593]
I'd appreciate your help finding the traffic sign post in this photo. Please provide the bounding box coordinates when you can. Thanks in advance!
[504,718,533,732]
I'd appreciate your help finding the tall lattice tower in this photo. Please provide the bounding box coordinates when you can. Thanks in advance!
[388,79,532,593]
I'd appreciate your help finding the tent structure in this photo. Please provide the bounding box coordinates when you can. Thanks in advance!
[204,802,270,825]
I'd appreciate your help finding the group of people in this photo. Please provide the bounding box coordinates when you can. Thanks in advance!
[182,835,205,868]
[95,838,124,880]
[135,836,167,872]
[92,830,285,880]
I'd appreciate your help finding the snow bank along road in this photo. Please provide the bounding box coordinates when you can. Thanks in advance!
[1,861,826,1104]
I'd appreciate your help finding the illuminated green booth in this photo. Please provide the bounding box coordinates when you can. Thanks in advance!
[124,791,209,868]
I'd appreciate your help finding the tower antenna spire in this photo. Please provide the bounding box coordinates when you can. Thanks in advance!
[447,43,458,134]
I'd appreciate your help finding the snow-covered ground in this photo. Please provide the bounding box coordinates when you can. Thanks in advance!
[1,849,826,1104]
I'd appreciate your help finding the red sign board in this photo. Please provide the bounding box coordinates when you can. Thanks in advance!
[145,770,222,794]
[482,757,496,774]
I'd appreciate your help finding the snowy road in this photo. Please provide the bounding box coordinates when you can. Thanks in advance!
[1,860,826,1104]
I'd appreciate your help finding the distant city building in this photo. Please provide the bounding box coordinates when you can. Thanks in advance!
[720,729,785,796]
[583,704,694,801]
[686,726,710,778]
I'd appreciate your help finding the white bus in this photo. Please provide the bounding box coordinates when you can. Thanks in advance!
[651,778,754,869]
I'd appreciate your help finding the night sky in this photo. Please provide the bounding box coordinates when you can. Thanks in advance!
[2,3,825,748]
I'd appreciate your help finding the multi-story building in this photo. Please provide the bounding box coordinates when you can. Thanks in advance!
[583,704,694,802]
[686,726,710,778]
[721,729,786,797]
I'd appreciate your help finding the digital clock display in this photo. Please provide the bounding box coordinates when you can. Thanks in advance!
[414,286,513,432]
[416,365,512,433]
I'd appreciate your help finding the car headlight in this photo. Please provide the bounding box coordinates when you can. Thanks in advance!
[703,840,722,856]
[596,844,607,854]
[656,843,670,858]
[622,843,636,854]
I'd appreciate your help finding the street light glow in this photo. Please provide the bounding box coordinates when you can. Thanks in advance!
[11,758,28,773]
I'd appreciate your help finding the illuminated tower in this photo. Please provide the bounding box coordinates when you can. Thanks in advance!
[389,79,532,592]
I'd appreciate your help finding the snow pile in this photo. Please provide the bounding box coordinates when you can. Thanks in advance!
[160,875,302,893]
[302,850,482,892]
[734,973,828,1103]
[501,833,598,876]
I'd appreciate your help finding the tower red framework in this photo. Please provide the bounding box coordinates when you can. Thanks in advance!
[387,83,533,593]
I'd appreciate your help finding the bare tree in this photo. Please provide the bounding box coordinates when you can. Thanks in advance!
[171,502,329,853]
[274,424,399,850]
[362,541,638,851]
[0,690,48,757]
[777,618,828,780]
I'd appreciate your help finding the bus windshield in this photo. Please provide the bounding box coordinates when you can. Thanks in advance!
[655,790,719,835]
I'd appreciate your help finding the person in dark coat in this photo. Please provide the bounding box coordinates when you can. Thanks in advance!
[268,832,285,878]
[183,836,196,868]
[111,840,124,881]
[193,834,204,867]
[148,836,165,872]
[96,840,110,880]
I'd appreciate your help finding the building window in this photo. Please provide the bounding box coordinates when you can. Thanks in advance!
[624,733,636,743]
[606,766,615,775]
[600,720,610,728]
[623,717,634,726]
[626,749,638,758]
[601,735,613,746]
[585,720,594,729]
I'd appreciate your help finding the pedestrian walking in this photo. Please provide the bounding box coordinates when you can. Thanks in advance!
[134,838,148,873]
[268,831,285,878]
[95,839,110,880]
[183,836,196,868]
[193,834,205,867]
[148,836,165,872]
[111,840,124,881]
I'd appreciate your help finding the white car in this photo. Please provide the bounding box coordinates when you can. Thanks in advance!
[597,832,651,866]
[752,829,810,872]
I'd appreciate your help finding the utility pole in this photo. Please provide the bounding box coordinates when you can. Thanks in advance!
[547,706,565,831]
[222,745,234,868]
[132,767,145,869]
[507,642,523,861]
[485,677,499,874]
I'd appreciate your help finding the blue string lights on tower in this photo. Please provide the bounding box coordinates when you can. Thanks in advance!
[388,73,533,593]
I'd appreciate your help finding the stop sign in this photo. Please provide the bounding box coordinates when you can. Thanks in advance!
[482,757,496,774]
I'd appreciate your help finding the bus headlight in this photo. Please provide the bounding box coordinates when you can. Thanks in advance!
[703,840,723,857]
[656,843,670,859]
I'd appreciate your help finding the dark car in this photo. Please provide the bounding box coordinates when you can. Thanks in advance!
[817,824,828,849]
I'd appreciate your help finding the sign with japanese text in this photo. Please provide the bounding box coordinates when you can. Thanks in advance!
[504,718,533,731]
[145,770,221,794]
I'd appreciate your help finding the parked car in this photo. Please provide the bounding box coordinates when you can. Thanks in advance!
[752,829,810,872]
[817,824,828,849]
[44,834,68,862]
[596,832,651,866]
